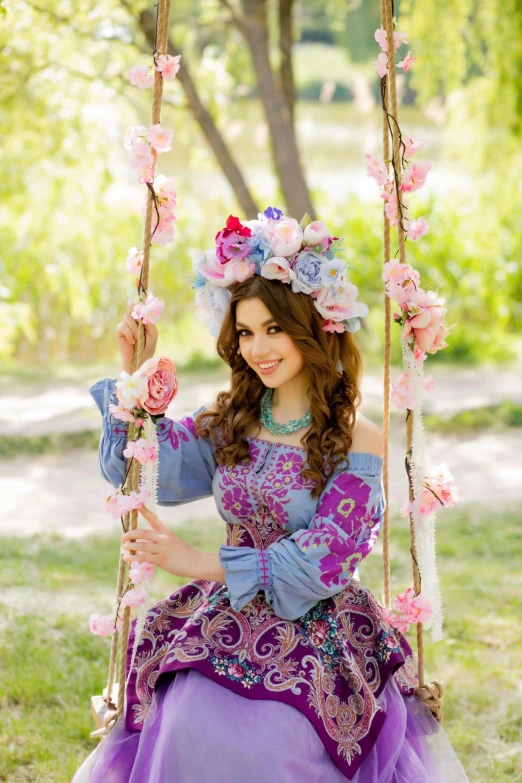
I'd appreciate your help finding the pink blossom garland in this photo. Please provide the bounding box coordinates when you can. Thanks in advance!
[381,588,433,634]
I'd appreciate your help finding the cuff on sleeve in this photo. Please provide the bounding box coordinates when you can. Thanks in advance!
[90,378,125,426]
[219,545,261,612]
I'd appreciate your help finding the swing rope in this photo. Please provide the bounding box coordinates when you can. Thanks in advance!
[94,0,173,737]
[380,0,445,724]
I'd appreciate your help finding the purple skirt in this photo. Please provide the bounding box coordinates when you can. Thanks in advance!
[73,668,469,782]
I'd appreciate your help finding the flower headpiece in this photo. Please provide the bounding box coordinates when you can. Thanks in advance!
[190,207,369,337]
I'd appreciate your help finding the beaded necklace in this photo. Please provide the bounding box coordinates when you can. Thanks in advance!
[259,387,312,435]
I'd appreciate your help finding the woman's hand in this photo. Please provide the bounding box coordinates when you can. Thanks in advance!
[120,506,197,579]
[116,292,158,375]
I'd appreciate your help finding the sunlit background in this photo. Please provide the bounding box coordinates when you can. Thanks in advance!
[1,1,521,781]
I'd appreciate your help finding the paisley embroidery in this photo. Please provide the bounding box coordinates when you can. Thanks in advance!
[122,439,418,780]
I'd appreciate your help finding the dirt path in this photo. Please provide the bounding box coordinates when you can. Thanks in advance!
[2,423,520,538]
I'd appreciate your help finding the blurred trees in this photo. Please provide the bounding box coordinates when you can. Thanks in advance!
[1,0,521,366]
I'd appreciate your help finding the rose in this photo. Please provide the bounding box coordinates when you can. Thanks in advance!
[138,356,178,415]
[290,251,325,294]
[265,217,303,257]
[313,281,369,323]
[260,256,296,284]
[401,304,448,354]
[303,220,330,246]
[227,663,245,678]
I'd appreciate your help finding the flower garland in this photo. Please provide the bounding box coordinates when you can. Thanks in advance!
[369,21,460,642]
[89,54,181,642]
[190,209,369,338]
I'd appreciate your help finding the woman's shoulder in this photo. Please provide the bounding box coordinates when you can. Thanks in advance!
[350,412,383,459]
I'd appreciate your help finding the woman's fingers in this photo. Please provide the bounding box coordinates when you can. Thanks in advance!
[123,313,139,339]
[121,528,158,543]
[116,321,136,346]
[121,539,158,554]
[138,505,167,532]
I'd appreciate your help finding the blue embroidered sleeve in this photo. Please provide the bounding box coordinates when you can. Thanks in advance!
[90,377,217,505]
[219,455,385,620]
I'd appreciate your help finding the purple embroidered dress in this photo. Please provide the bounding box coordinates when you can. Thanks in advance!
[73,379,470,783]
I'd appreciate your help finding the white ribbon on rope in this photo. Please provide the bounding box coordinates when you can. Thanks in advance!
[124,414,159,700]
[401,339,444,642]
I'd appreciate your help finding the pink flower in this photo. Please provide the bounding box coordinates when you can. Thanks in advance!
[126,247,146,276]
[137,164,155,185]
[406,216,429,241]
[373,51,389,78]
[322,320,346,333]
[402,303,448,354]
[400,488,439,518]
[409,593,432,624]
[194,249,238,287]
[121,588,147,608]
[124,125,148,150]
[132,295,165,325]
[104,492,123,520]
[426,463,459,508]
[129,561,155,584]
[423,374,435,392]
[265,216,303,257]
[401,162,431,193]
[128,143,154,171]
[89,613,120,637]
[393,587,416,615]
[374,28,409,53]
[129,65,155,89]
[155,54,181,81]
[118,488,152,513]
[229,258,257,282]
[215,215,252,264]
[391,372,415,411]
[313,281,369,323]
[153,174,177,209]
[402,135,425,159]
[137,355,178,416]
[123,438,158,464]
[398,51,416,73]
[389,615,411,633]
[366,153,389,187]
[260,256,296,284]
[227,663,245,679]
[303,220,330,246]
[148,124,173,153]
[382,258,418,286]
[108,403,138,423]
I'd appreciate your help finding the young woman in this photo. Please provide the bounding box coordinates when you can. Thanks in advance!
[73,211,469,782]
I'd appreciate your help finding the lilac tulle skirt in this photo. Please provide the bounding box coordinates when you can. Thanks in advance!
[73,669,469,782]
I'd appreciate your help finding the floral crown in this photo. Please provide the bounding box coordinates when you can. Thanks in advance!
[190,207,369,337]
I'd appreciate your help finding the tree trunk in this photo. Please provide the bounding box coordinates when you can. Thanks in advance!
[138,8,259,219]
[230,0,315,219]
[278,0,296,123]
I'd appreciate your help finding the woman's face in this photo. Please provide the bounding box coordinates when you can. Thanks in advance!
[235,297,305,387]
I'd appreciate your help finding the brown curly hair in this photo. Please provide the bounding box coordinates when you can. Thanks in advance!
[194,275,363,498]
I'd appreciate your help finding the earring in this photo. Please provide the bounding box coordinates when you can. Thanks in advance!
[237,347,241,355]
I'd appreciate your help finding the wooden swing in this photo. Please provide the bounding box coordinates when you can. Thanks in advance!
[91,0,444,737]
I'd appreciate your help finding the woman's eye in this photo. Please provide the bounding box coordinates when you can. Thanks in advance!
[237,326,282,337]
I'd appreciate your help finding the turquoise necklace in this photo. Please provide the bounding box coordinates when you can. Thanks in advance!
[259,388,312,435]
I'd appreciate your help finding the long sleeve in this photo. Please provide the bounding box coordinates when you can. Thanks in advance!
[90,378,217,505]
[219,455,385,621]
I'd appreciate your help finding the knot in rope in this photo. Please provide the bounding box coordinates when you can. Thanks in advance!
[414,679,445,724]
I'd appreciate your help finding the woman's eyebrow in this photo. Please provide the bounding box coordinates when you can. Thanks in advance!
[235,318,277,328]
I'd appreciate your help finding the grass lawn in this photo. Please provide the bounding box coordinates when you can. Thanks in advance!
[1,506,521,782]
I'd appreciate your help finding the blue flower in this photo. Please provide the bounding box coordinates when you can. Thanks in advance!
[247,228,273,265]
[263,206,283,220]
[291,251,325,295]
[191,273,207,289]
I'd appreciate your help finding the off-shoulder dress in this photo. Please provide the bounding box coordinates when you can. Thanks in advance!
[72,378,470,783]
